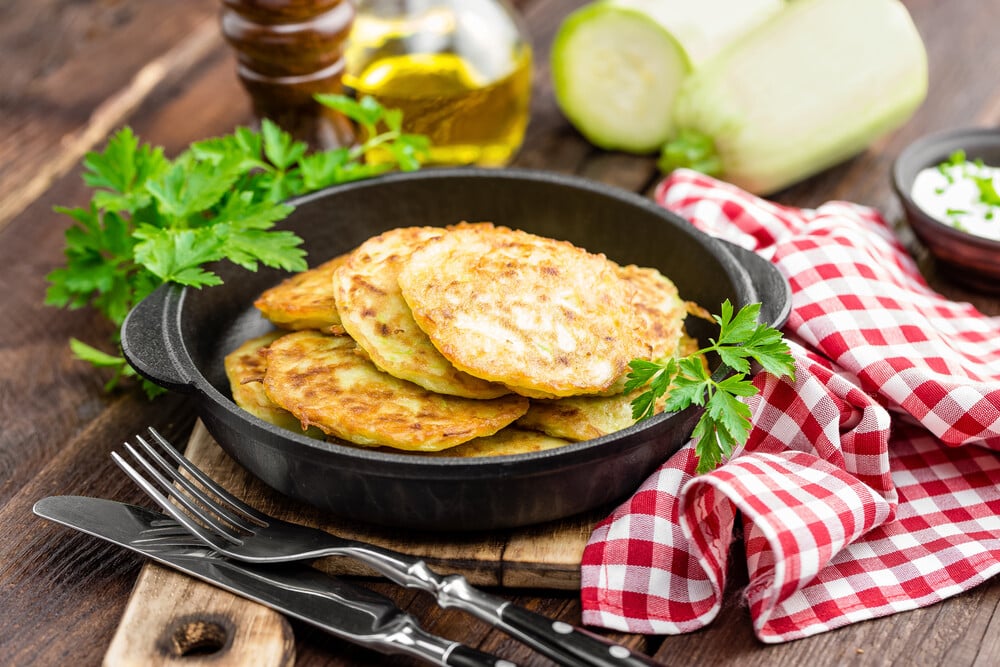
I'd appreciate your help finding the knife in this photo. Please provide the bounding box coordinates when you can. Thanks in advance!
[33,496,514,667]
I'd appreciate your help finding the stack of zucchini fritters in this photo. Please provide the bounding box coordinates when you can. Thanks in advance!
[225,223,702,457]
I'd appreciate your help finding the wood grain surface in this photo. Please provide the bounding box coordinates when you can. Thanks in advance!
[2,0,1000,665]
[105,563,295,667]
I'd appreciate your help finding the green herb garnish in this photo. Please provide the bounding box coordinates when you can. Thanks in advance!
[625,300,796,473]
[658,129,723,177]
[936,150,967,185]
[46,95,429,396]
[973,175,1000,207]
[948,149,967,167]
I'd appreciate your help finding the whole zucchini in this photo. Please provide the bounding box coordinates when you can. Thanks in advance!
[662,0,928,195]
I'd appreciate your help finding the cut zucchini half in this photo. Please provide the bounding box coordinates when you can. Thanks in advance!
[551,4,690,154]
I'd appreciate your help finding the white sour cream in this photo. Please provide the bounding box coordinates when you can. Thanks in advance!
[911,154,1000,241]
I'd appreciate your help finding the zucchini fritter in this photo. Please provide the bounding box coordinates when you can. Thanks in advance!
[254,254,350,331]
[333,226,508,399]
[516,392,639,441]
[424,428,571,457]
[223,332,325,439]
[397,224,645,398]
[618,264,686,361]
[262,331,529,451]
[517,333,701,440]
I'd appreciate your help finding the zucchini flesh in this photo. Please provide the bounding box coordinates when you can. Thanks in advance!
[606,0,784,66]
[664,0,928,195]
[550,0,782,154]
[552,5,689,153]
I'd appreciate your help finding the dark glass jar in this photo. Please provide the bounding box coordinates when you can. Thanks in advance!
[221,0,357,149]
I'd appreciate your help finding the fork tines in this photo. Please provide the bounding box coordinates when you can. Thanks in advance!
[112,428,265,550]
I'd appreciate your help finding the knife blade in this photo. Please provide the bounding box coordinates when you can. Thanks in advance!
[33,496,514,667]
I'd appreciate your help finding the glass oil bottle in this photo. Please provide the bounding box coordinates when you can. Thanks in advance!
[344,0,533,166]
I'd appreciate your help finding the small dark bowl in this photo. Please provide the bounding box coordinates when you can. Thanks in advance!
[122,168,790,531]
[892,126,1000,293]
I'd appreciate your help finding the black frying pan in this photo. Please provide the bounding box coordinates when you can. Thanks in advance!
[122,168,790,531]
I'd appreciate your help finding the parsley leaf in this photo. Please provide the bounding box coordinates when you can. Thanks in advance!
[132,225,226,286]
[628,300,796,473]
[48,95,430,396]
[315,94,430,173]
[69,338,167,397]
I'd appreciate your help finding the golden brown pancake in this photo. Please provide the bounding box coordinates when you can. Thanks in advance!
[516,392,640,441]
[254,253,350,331]
[397,223,644,398]
[333,226,508,398]
[423,428,571,457]
[517,333,701,440]
[223,331,325,438]
[591,264,691,396]
[617,263,687,361]
[262,331,529,451]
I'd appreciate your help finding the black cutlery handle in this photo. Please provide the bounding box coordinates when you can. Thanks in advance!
[399,623,516,667]
[446,644,517,667]
[496,604,660,667]
[398,566,657,667]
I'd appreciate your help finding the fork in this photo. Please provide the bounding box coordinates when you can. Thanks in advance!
[112,428,659,667]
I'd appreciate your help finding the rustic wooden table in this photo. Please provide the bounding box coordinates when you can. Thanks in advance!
[2,0,999,665]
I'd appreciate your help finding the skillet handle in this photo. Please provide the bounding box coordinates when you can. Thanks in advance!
[120,284,195,393]
[717,240,791,330]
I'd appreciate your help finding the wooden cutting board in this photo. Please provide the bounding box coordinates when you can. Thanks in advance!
[104,420,606,665]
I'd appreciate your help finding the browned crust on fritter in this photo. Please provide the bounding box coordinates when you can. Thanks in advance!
[223,331,325,438]
[397,223,645,398]
[262,331,529,451]
[617,264,686,361]
[333,225,508,398]
[254,253,351,330]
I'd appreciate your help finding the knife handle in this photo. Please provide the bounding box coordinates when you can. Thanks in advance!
[351,549,654,667]
[495,604,659,667]
[394,622,515,667]
[445,644,516,667]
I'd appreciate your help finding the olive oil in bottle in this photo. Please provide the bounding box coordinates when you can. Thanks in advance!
[344,1,532,167]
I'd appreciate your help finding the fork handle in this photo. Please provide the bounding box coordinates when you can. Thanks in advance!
[433,575,656,667]
[345,547,655,666]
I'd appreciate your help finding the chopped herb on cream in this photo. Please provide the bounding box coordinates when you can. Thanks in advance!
[911,150,1000,241]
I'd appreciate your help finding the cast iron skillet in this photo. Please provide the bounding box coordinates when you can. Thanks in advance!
[122,168,790,531]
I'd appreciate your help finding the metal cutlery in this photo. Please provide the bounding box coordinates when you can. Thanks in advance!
[113,428,659,667]
[33,495,512,667]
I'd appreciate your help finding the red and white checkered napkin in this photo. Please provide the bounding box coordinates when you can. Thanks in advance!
[580,169,1000,642]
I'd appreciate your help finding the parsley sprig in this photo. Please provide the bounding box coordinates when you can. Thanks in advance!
[45,95,429,396]
[625,300,796,473]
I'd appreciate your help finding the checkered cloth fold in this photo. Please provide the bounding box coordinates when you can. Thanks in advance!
[580,169,1000,642]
